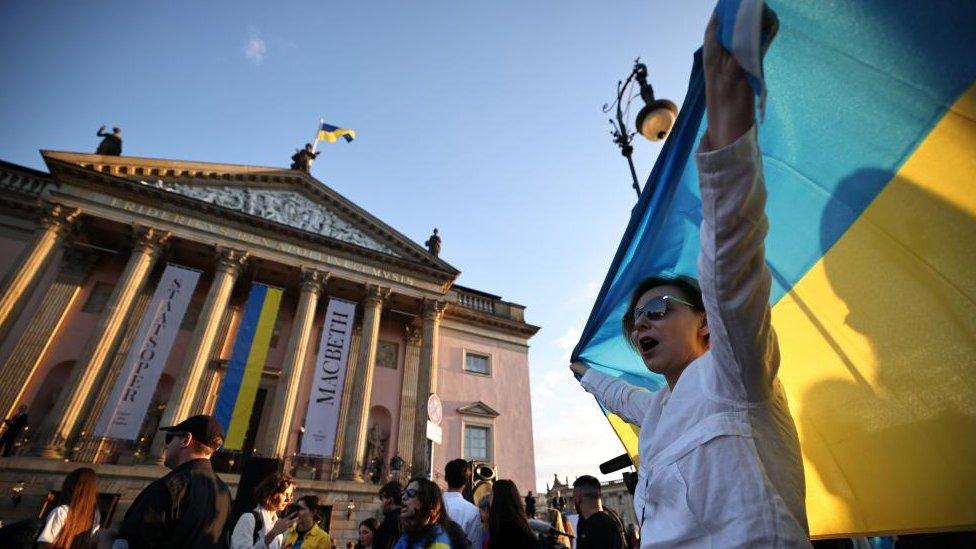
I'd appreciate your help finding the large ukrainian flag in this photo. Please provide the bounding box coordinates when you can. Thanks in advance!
[573,0,976,537]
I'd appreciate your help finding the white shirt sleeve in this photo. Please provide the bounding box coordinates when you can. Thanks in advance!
[695,124,779,402]
[464,508,484,548]
[579,368,657,425]
[38,504,68,543]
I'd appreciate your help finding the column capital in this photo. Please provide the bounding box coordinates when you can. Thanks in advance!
[363,285,391,308]
[214,246,249,276]
[131,225,171,256]
[421,299,447,322]
[404,323,423,347]
[39,203,81,234]
[299,268,330,295]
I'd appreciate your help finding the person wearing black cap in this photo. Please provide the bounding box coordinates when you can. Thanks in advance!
[101,414,233,548]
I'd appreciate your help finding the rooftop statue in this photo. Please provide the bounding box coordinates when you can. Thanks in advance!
[95,125,122,156]
[425,228,441,257]
[290,142,320,172]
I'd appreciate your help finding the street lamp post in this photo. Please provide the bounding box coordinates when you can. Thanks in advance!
[605,59,678,199]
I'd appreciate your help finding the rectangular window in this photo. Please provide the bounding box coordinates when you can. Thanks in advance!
[376,340,399,369]
[464,425,490,461]
[464,352,490,375]
[82,282,114,314]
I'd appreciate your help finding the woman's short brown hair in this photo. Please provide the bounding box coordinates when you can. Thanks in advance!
[253,473,296,510]
[621,275,705,345]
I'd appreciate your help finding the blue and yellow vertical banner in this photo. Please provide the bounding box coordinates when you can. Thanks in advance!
[214,282,283,451]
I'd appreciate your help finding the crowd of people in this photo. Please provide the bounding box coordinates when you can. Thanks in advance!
[3,412,633,549]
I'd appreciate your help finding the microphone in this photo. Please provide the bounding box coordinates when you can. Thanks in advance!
[599,453,633,474]
[548,527,575,540]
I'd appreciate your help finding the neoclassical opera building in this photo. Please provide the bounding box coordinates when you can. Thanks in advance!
[0,149,538,537]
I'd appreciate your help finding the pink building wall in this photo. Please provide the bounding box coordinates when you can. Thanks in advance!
[434,325,536,495]
[368,314,407,464]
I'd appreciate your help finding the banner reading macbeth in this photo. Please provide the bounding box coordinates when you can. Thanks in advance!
[215,282,284,451]
[300,298,357,457]
[94,264,201,440]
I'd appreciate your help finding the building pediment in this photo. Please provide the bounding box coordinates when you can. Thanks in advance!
[39,151,459,277]
[140,181,396,255]
[456,401,500,418]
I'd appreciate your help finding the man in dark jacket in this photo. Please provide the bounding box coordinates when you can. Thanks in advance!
[373,481,403,549]
[573,476,625,549]
[106,415,232,548]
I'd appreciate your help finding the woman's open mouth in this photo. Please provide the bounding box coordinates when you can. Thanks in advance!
[638,336,659,355]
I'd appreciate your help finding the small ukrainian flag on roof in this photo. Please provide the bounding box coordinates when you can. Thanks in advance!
[317,122,356,143]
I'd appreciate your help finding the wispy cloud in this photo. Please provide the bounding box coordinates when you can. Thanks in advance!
[244,32,267,64]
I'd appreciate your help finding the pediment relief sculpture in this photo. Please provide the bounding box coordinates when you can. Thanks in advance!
[140,180,399,256]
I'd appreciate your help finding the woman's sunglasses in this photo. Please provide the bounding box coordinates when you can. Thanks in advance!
[631,295,695,322]
[403,488,419,500]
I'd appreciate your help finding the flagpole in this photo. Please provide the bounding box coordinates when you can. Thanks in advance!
[311,117,323,154]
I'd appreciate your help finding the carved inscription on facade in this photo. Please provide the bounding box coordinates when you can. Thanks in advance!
[139,181,399,256]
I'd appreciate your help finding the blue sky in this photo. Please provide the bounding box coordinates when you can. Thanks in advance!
[0,1,713,491]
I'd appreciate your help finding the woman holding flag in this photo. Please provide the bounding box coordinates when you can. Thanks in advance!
[571,9,809,547]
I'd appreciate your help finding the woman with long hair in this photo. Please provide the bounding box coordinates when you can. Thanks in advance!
[355,517,378,549]
[487,479,536,549]
[393,477,452,549]
[37,467,100,549]
[231,472,296,549]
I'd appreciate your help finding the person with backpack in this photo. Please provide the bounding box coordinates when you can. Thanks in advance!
[231,473,297,549]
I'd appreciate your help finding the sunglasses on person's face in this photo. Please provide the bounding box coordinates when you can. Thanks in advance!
[164,432,188,445]
[403,488,419,500]
[631,295,696,323]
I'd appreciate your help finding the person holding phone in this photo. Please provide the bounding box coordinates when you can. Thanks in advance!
[231,473,297,549]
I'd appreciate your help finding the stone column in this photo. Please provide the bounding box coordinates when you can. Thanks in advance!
[0,204,80,339]
[396,323,423,472]
[411,299,446,475]
[148,247,248,461]
[331,323,362,478]
[0,246,100,420]
[260,268,328,458]
[30,226,169,458]
[339,285,389,481]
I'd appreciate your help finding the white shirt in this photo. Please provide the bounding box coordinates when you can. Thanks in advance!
[37,504,100,543]
[230,506,280,549]
[580,126,809,548]
[442,491,483,548]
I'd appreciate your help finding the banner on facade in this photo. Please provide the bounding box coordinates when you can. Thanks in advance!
[94,263,201,440]
[300,298,357,457]
[214,282,284,451]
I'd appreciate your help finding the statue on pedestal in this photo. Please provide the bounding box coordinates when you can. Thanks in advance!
[362,423,388,482]
[96,125,122,156]
[290,143,320,172]
[425,228,442,257]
